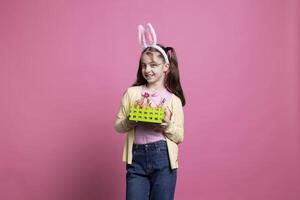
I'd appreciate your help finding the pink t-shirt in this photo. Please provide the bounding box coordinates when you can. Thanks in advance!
[134,85,173,144]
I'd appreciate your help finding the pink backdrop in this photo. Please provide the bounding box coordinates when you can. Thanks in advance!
[1,0,299,199]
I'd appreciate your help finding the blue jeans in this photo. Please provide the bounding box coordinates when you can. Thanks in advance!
[126,140,177,200]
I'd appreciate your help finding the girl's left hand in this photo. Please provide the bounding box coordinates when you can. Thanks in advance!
[163,106,172,124]
[153,106,172,132]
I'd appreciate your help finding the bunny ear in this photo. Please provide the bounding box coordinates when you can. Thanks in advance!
[138,25,147,47]
[137,23,170,63]
[146,23,157,45]
[145,29,154,45]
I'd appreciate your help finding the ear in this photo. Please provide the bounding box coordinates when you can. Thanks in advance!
[163,63,170,73]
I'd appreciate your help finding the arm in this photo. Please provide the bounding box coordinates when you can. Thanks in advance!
[163,97,184,144]
[114,90,134,133]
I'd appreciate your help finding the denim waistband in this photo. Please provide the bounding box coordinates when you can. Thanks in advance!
[133,140,167,150]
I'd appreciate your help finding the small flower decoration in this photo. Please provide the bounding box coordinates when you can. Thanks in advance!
[158,98,166,107]
[143,92,150,98]
[135,99,144,107]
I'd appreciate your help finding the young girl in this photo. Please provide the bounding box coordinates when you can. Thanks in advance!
[114,23,185,200]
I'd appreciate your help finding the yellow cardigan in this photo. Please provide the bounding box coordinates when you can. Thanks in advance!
[114,85,184,169]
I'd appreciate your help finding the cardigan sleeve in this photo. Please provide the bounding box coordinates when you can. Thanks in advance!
[114,89,133,133]
[163,96,184,144]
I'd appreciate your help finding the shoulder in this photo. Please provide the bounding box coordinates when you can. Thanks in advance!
[171,94,183,107]
[122,85,143,97]
[125,85,143,94]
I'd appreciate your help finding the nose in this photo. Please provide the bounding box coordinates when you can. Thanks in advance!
[145,65,151,72]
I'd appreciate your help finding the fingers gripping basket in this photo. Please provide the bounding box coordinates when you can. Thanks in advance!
[129,105,165,123]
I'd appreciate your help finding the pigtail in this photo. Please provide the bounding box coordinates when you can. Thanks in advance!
[163,46,186,106]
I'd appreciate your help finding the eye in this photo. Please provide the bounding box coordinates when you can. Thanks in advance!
[141,63,161,69]
[150,64,157,68]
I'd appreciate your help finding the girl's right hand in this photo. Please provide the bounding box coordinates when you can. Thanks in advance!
[126,116,139,128]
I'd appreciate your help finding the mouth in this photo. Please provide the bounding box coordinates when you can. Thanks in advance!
[144,74,155,79]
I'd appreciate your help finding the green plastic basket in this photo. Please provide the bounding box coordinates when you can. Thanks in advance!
[129,105,165,123]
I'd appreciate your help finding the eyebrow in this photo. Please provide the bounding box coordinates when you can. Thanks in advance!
[141,61,157,65]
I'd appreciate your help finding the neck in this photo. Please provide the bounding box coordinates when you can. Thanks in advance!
[146,81,165,92]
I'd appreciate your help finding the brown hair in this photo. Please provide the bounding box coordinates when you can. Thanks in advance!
[132,44,186,106]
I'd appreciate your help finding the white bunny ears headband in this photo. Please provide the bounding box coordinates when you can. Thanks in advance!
[138,23,170,64]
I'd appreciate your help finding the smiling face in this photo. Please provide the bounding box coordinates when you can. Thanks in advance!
[140,50,169,86]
